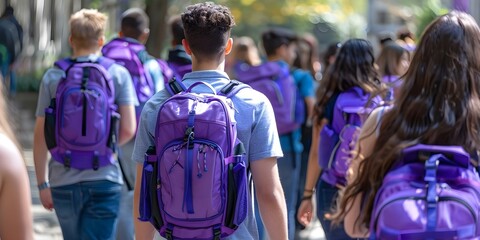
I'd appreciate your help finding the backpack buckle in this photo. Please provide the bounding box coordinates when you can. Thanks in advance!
[64,151,71,170]
[93,151,99,170]
[165,228,173,240]
[184,127,195,149]
[213,227,221,240]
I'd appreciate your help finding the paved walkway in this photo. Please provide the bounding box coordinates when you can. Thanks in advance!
[12,92,325,240]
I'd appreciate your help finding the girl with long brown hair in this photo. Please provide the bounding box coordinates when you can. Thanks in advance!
[297,38,383,239]
[333,11,480,238]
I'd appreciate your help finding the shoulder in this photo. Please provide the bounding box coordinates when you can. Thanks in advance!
[0,134,24,181]
[107,62,131,81]
[41,67,64,88]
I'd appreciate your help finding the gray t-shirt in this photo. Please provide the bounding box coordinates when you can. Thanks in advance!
[132,70,283,240]
[35,54,138,187]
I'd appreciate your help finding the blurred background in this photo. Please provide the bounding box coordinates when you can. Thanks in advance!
[0,0,476,92]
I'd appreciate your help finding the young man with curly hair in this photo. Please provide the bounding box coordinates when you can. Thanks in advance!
[132,2,288,239]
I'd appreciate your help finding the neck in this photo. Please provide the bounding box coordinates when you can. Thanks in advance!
[72,48,100,58]
[191,55,225,72]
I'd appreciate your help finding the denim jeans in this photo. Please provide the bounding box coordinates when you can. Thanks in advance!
[316,179,358,240]
[51,180,122,240]
[255,151,301,240]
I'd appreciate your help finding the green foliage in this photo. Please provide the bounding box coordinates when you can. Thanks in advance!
[414,0,449,38]
[169,0,367,43]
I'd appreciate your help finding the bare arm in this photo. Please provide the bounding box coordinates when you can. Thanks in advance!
[0,135,33,240]
[297,119,326,226]
[33,117,53,210]
[304,96,315,126]
[118,105,136,146]
[250,157,288,240]
[133,164,156,240]
[343,108,381,238]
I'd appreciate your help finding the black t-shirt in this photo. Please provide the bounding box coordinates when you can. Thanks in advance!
[321,92,340,123]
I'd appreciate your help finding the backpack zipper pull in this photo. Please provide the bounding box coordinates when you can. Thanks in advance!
[197,145,203,178]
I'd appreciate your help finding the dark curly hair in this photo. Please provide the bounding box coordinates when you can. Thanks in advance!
[181,2,235,59]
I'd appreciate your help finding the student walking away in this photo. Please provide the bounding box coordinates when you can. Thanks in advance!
[290,37,316,231]
[235,27,307,239]
[0,82,33,239]
[227,36,262,78]
[376,42,410,102]
[165,15,192,80]
[132,2,288,240]
[297,39,384,240]
[0,5,23,95]
[33,9,137,240]
[332,11,480,239]
[102,7,164,240]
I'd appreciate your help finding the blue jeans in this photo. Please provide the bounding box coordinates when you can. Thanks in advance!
[256,151,300,240]
[51,180,122,240]
[316,179,358,240]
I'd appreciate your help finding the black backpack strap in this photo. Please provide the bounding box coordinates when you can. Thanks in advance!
[166,77,187,95]
[219,80,250,98]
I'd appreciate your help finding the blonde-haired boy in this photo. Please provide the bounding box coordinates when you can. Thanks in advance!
[33,8,138,240]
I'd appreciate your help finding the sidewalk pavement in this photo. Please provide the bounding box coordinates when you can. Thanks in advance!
[13,92,325,240]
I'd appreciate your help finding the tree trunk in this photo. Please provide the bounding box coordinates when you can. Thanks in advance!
[145,0,168,58]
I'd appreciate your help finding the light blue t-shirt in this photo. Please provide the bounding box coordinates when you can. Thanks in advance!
[35,54,139,187]
[132,70,283,240]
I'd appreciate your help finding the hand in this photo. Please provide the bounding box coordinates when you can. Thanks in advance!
[39,188,54,211]
[297,198,314,227]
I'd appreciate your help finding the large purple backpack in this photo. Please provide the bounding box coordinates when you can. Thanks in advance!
[168,61,192,81]
[318,87,379,186]
[102,38,155,119]
[370,144,480,240]
[44,57,119,170]
[235,61,300,135]
[157,59,175,83]
[139,80,250,239]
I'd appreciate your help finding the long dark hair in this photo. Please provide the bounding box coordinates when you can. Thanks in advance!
[334,11,480,228]
[314,38,382,125]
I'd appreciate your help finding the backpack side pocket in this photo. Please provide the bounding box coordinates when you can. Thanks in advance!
[44,100,57,150]
[107,111,120,151]
[225,153,248,229]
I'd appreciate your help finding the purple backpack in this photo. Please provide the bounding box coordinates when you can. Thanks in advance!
[370,144,480,239]
[318,87,379,186]
[102,38,155,118]
[157,59,175,83]
[44,57,119,170]
[168,61,192,81]
[235,61,300,135]
[139,80,250,239]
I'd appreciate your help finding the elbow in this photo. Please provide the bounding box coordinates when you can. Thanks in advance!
[119,126,136,145]
[344,215,369,238]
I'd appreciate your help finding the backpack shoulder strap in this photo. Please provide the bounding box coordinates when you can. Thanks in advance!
[54,58,74,72]
[219,80,251,98]
[166,77,187,95]
[96,56,115,71]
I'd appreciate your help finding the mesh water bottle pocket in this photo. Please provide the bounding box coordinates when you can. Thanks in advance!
[44,107,57,149]
[232,157,248,226]
[225,154,248,229]
[139,161,153,221]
